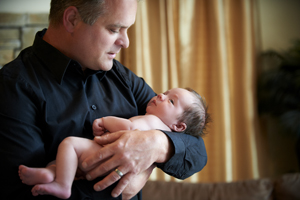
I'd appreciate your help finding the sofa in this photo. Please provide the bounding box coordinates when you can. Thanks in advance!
[142,173,300,200]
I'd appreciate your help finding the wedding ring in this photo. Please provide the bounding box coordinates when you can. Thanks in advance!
[115,168,124,178]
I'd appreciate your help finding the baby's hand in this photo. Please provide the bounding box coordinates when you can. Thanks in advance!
[93,127,107,136]
[93,118,107,136]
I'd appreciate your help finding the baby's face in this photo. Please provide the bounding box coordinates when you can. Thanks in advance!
[146,88,196,127]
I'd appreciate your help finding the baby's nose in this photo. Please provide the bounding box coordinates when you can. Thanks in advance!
[157,93,165,101]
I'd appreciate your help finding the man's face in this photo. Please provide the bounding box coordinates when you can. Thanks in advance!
[146,88,196,128]
[72,0,137,71]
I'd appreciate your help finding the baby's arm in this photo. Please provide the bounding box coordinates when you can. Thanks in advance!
[93,115,170,136]
[93,115,171,136]
[93,116,136,136]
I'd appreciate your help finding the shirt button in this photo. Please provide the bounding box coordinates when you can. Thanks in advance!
[91,105,97,110]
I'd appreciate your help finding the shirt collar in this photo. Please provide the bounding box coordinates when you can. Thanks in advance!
[32,29,106,84]
[32,29,71,84]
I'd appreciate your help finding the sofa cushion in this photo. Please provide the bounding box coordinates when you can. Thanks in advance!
[143,178,273,200]
[274,173,300,200]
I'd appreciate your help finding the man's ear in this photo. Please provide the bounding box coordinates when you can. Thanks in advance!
[171,122,187,132]
[63,6,81,33]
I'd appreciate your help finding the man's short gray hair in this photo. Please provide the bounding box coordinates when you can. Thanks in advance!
[49,0,106,26]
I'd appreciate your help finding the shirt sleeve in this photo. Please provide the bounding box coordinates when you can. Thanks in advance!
[0,71,49,199]
[156,131,207,179]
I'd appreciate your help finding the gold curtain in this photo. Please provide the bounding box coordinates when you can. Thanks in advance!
[117,0,262,183]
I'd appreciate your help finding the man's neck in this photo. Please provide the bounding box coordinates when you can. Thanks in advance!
[43,25,71,59]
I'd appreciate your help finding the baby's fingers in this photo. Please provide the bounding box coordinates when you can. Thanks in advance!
[93,127,106,136]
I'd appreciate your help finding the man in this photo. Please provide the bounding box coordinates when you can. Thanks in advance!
[0,0,207,199]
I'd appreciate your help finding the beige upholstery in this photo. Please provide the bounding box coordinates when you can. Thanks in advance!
[143,173,300,200]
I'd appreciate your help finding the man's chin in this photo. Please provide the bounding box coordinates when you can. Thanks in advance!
[99,61,113,71]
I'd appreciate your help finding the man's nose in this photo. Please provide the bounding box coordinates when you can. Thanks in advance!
[116,31,130,49]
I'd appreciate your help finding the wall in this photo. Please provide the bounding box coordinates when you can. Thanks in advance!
[0,0,50,67]
[256,0,300,177]
[0,0,50,13]
[257,0,300,52]
[0,13,49,68]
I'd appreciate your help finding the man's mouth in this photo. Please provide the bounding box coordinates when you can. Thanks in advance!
[107,53,116,59]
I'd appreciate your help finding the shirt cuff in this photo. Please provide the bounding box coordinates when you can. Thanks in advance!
[156,130,186,176]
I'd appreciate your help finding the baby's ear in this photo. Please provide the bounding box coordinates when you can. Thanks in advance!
[171,122,187,132]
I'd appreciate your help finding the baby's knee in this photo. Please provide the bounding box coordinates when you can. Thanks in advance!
[59,136,81,147]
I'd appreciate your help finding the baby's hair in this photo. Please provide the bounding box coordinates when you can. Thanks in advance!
[177,88,210,137]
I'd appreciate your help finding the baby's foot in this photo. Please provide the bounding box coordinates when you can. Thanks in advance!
[18,165,55,185]
[32,182,71,199]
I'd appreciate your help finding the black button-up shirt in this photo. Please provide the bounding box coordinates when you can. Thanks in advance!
[0,29,207,200]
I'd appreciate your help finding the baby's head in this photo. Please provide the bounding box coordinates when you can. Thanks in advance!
[146,87,210,137]
[177,88,210,138]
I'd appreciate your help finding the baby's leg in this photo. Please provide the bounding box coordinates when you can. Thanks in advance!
[31,181,70,199]
[31,137,102,199]
[19,161,56,185]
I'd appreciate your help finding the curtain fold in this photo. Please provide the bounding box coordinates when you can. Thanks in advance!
[119,0,261,183]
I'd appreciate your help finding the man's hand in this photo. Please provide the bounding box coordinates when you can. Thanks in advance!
[122,164,156,200]
[81,129,174,197]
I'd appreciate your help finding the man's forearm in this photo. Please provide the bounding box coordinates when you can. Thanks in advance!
[156,131,207,179]
[149,130,175,163]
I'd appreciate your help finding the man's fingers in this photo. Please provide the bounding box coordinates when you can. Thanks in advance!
[82,131,127,178]
[93,169,133,198]
[111,173,133,198]
[85,155,120,180]
[81,145,114,171]
[93,131,123,146]
[93,168,124,191]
